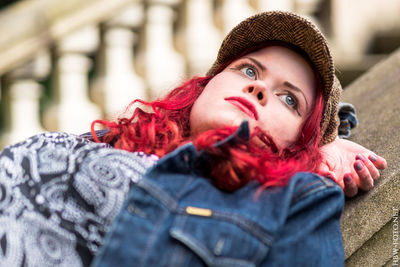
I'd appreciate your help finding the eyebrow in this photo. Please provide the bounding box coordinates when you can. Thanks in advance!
[243,56,266,71]
[283,81,309,111]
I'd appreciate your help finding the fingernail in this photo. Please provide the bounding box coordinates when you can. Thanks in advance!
[355,162,363,171]
[344,175,352,183]
[356,154,365,162]
[326,174,333,180]
[369,155,377,162]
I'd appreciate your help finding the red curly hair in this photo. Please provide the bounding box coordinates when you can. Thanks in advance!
[92,45,325,192]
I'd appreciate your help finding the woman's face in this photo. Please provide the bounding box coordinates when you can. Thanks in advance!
[190,45,317,149]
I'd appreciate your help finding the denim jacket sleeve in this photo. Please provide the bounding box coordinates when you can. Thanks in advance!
[261,173,345,266]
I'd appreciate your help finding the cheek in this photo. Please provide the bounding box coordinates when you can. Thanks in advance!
[189,74,243,135]
[190,97,244,135]
[189,92,222,135]
[189,99,205,134]
[256,108,304,149]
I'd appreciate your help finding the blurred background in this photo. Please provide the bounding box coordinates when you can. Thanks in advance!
[0,0,399,148]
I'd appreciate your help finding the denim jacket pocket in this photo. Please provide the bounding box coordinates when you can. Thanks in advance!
[169,212,271,267]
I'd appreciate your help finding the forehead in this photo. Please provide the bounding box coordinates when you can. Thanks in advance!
[241,45,313,69]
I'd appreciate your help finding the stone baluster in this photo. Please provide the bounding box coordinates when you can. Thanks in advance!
[43,26,101,134]
[293,0,322,28]
[295,0,321,14]
[91,3,146,118]
[218,0,255,34]
[180,0,222,76]
[256,0,293,11]
[331,0,374,60]
[140,0,185,99]
[0,52,49,147]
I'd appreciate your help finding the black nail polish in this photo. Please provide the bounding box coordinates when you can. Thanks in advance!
[355,162,363,171]
[356,154,365,162]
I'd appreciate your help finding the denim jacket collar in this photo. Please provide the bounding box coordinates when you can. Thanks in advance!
[151,121,250,176]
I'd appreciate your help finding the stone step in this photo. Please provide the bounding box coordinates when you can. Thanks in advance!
[336,54,386,87]
[340,47,400,266]
[337,31,400,87]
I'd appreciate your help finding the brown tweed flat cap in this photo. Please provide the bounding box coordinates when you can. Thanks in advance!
[207,11,341,145]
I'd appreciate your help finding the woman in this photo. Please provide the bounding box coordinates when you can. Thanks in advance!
[0,11,386,267]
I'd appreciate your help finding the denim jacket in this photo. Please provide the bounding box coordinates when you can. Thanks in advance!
[92,123,345,267]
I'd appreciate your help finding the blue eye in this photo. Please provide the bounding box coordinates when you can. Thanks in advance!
[285,95,295,106]
[240,66,256,78]
[280,94,297,108]
[279,92,301,116]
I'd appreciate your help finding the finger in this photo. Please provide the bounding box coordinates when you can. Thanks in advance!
[343,173,358,197]
[317,163,343,189]
[369,154,387,170]
[325,172,343,189]
[316,161,330,175]
[356,154,380,180]
[354,160,374,191]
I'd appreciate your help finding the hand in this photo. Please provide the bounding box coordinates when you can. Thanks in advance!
[317,138,387,197]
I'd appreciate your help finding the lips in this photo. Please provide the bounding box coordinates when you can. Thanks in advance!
[224,97,259,120]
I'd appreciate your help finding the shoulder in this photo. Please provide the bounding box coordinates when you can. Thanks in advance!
[0,132,159,265]
[0,132,158,182]
[281,172,345,218]
[1,132,109,153]
[288,172,343,204]
[260,173,345,266]
[256,172,343,212]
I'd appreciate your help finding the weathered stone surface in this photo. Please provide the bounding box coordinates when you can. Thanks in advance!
[384,257,394,267]
[340,47,400,263]
[345,218,392,266]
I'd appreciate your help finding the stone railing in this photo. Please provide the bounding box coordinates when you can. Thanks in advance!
[0,0,140,145]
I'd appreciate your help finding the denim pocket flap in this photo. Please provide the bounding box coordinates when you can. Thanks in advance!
[169,214,270,267]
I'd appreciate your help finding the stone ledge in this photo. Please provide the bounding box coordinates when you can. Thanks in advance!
[340,47,400,262]
[345,201,396,266]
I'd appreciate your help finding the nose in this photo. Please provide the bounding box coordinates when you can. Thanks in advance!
[243,80,267,106]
